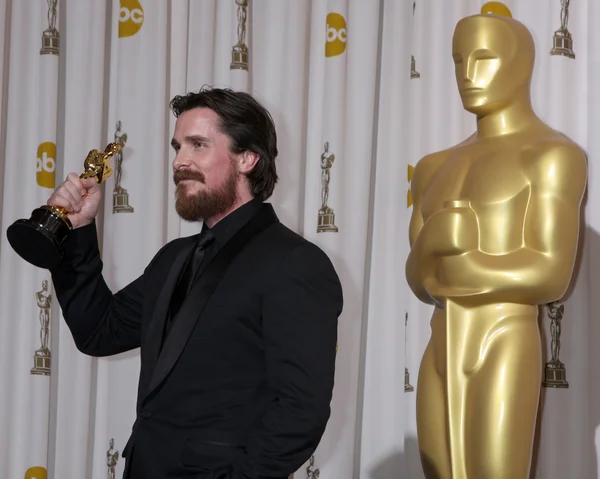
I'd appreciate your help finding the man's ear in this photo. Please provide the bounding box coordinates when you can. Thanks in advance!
[237,150,260,174]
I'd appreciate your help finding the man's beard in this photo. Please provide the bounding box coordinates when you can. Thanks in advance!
[173,168,238,222]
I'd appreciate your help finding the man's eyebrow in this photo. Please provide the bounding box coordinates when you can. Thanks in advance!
[171,135,214,149]
[185,135,213,144]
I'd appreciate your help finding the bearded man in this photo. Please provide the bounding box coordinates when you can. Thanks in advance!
[49,87,343,479]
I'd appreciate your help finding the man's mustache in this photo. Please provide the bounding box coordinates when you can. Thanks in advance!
[173,169,205,185]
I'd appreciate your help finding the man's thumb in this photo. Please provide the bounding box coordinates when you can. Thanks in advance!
[81,177,98,190]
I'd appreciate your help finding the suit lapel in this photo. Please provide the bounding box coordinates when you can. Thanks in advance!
[141,205,278,404]
[142,238,195,377]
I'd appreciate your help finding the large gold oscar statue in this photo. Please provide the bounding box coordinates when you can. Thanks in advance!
[406,14,586,479]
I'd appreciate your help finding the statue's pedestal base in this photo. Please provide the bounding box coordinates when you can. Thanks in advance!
[542,361,568,388]
[405,367,414,392]
[231,44,248,71]
[317,207,338,233]
[551,29,575,59]
[113,187,134,213]
[31,348,51,376]
[411,55,420,79]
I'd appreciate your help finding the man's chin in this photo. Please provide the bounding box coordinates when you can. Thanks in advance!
[175,202,203,222]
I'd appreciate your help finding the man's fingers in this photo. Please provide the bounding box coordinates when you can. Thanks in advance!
[80,177,98,191]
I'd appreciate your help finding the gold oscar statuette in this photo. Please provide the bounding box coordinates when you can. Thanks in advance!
[411,55,421,80]
[231,0,249,71]
[550,0,575,59]
[31,279,52,376]
[107,438,120,479]
[6,140,124,269]
[317,142,339,233]
[306,456,320,479]
[405,14,586,479]
[410,2,420,79]
[40,0,59,55]
[404,312,414,392]
[542,302,569,388]
[112,121,134,213]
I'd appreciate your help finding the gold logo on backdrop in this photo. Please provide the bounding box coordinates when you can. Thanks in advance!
[317,142,339,233]
[24,466,47,479]
[231,0,249,71]
[551,0,575,59]
[107,438,120,479]
[119,0,144,38]
[542,302,569,388]
[405,312,414,392]
[480,1,513,17]
[36,142,56,189]
[40,0,59,55]
[325,13,347,57]
[31,280,52,376]
[410,2,420,79]
[112,121,134,213]
[407,164,414,207]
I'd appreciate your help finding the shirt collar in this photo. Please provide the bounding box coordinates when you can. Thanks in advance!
[203,197,264,247]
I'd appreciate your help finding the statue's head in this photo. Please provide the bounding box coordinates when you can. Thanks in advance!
[42,279,48,289]
[452,14,535,116]
[106,142,123,155]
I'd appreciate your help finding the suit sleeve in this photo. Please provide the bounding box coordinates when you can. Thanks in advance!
[50,221,162,357]
[232,242,344,478]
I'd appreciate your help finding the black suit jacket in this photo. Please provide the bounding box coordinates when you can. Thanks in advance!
[50,203,343,479]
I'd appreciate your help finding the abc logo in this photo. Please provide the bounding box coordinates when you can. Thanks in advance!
[480,1,512,17]
[36,142,56,189]
[325,13,347,58]
[24,467,47,479]
[119,0,144,38]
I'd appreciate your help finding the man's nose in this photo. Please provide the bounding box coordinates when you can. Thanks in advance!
[172,150,189,171]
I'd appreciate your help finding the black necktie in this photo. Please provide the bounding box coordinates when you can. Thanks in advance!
[165,229,215,337]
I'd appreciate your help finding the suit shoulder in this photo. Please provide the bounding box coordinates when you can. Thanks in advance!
[268,222,322,247]
[265,223,337,267]
[267,222,308,244]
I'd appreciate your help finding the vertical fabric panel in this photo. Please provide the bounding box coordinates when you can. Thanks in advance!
[51,0,109,477]
[98,1,170,477]
[0,3,48,478]
[357,0,412,477]
[251,0,311,232]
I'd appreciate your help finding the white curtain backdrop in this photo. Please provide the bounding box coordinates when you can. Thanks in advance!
[0,1,598,478]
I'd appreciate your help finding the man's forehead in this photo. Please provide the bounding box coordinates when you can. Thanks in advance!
[175,108,221,135]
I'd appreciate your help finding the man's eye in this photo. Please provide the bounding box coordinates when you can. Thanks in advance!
[194,142,206,148]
